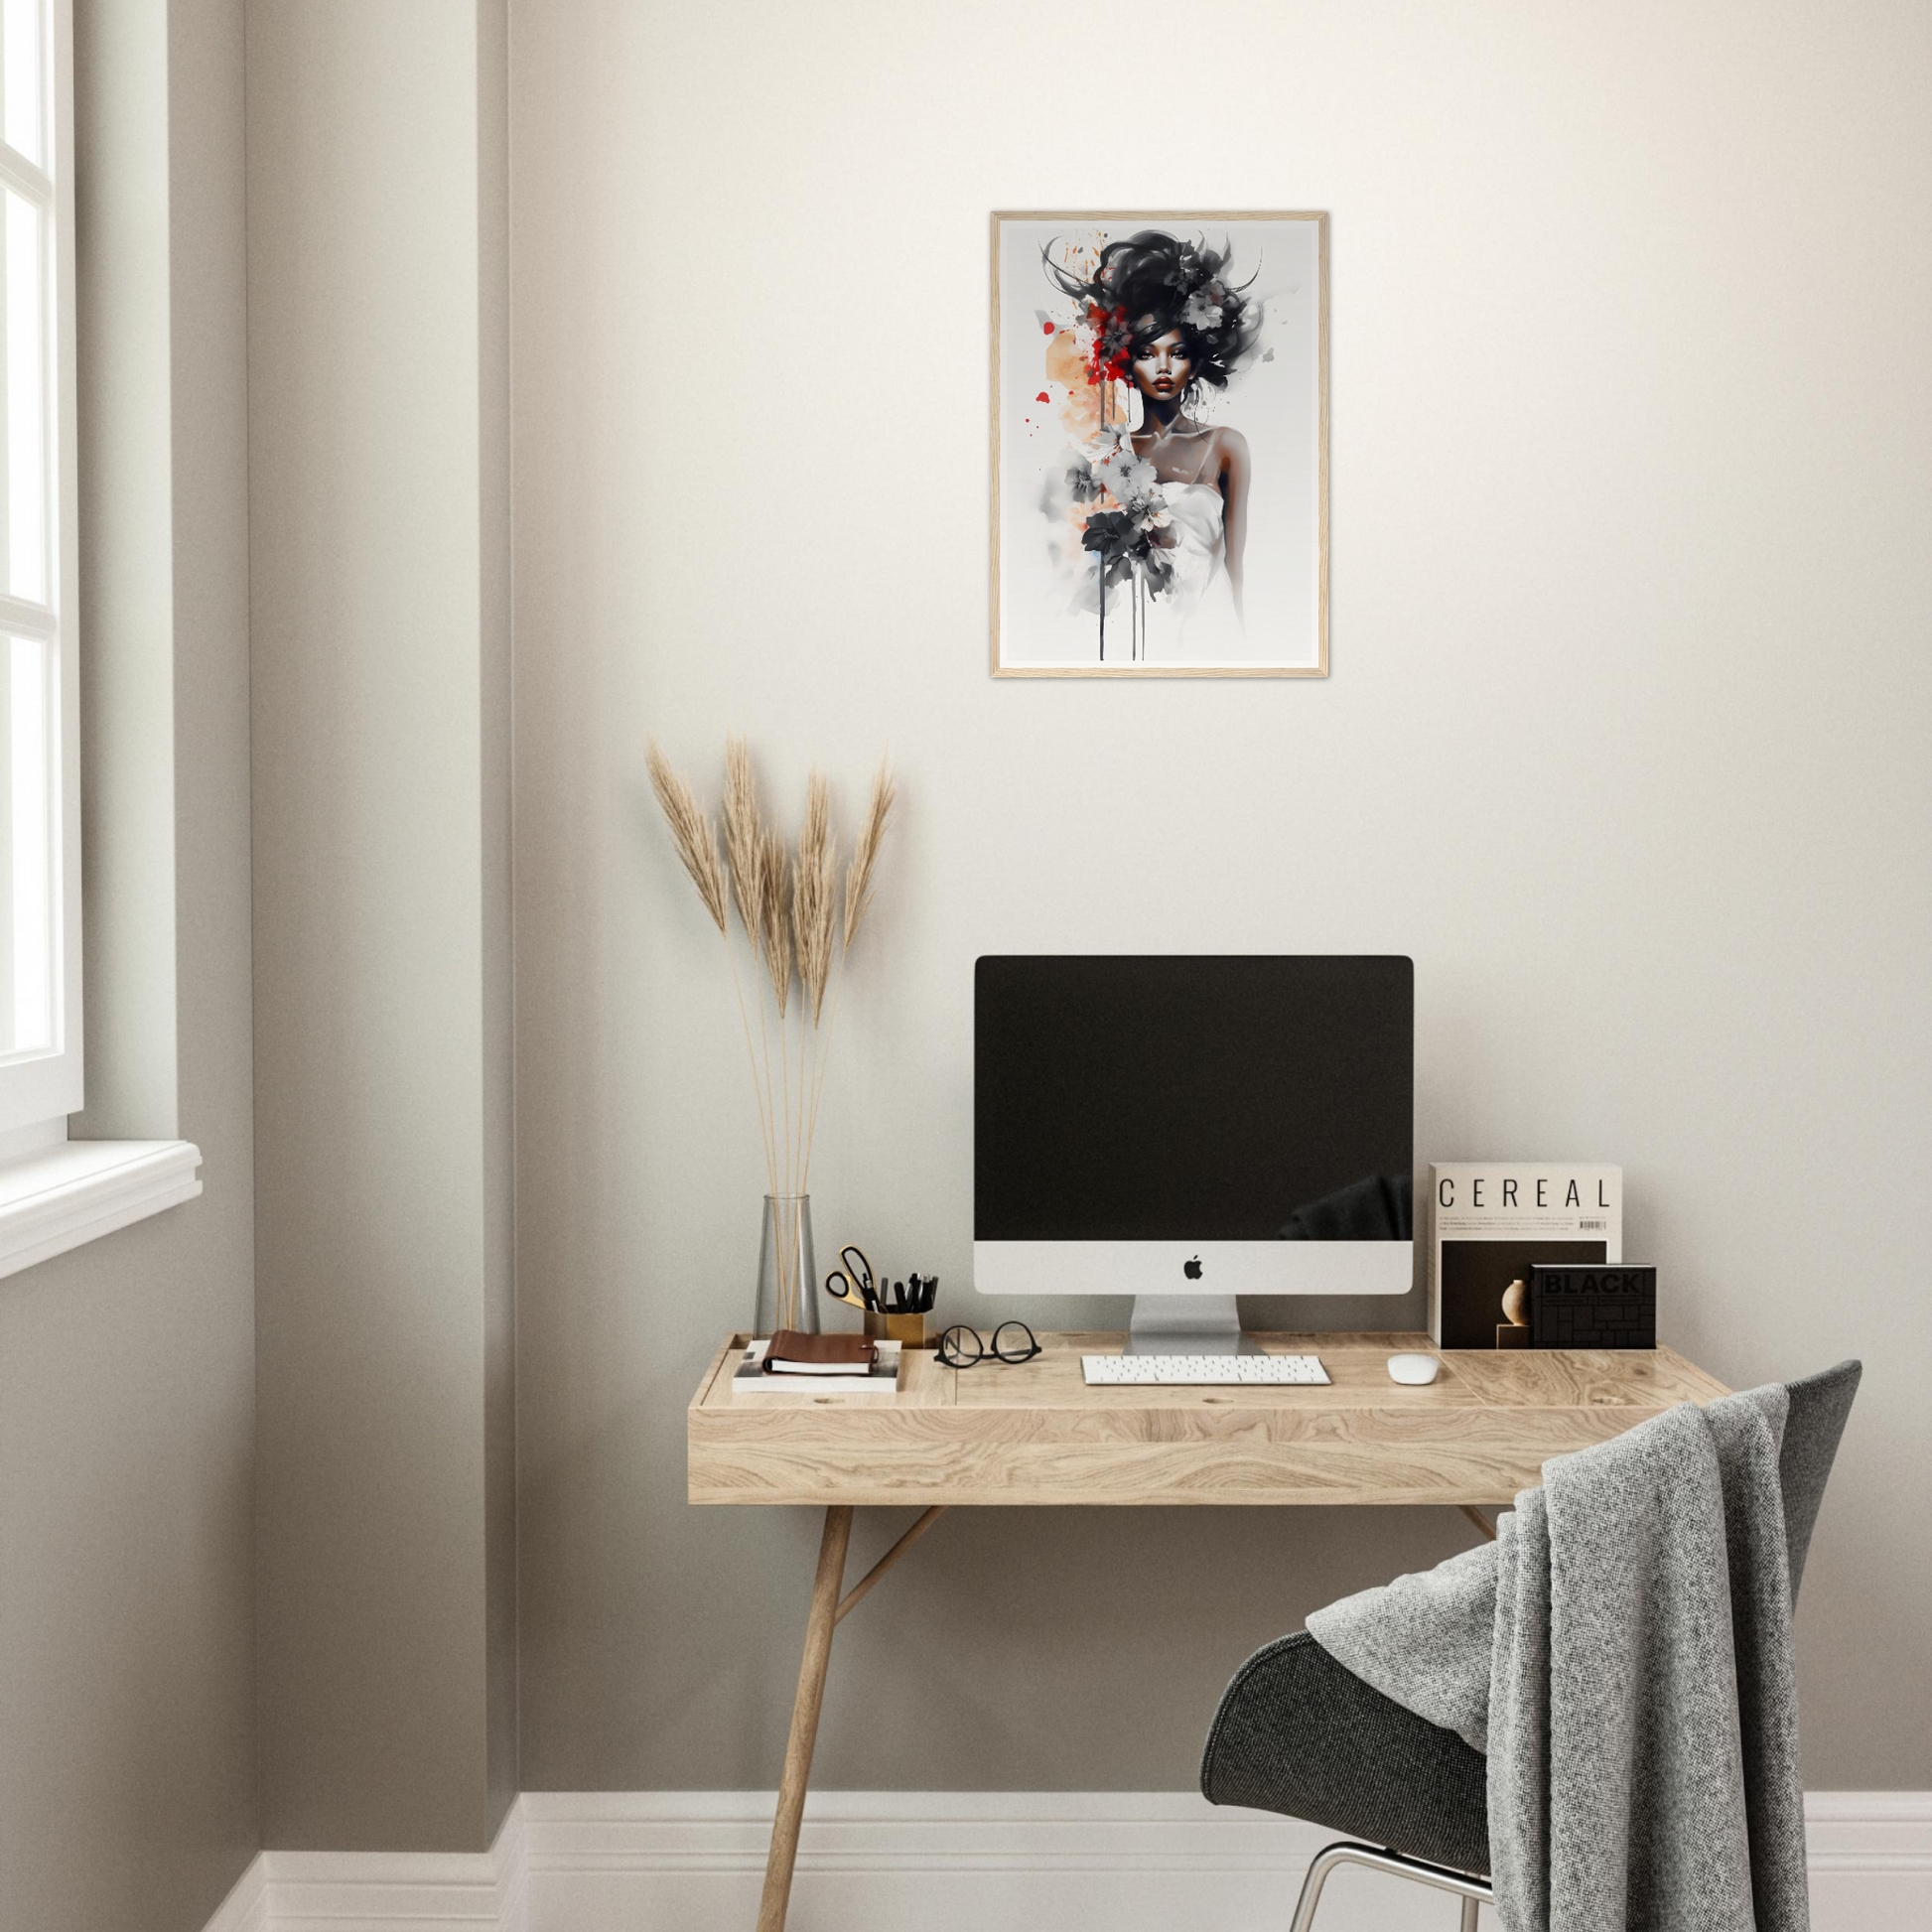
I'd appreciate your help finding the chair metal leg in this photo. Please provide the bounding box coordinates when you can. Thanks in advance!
[1288,1841,1493,1932]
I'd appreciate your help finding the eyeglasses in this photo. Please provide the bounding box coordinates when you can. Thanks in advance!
[937,1321,1040,1368]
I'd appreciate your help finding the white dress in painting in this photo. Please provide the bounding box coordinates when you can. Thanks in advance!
[1078,428,1240,660]
[1154,476,1234,641]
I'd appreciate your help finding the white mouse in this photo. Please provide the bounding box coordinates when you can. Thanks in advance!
[1387,1352,1442,1386]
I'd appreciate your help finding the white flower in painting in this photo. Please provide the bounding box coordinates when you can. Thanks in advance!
[1096,448,1171,529]
[1181,290,1224,332]
[1105,449,1160,505]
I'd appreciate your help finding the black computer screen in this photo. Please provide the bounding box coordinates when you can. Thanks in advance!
[974,956,1414,1241]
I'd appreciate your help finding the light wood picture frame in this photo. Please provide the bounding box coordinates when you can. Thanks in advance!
[991,210,1328,679]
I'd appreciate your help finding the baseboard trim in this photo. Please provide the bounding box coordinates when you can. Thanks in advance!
[201,1789,1932,1931]
[199,1809,526,1932]
[521,1788,1325,1874]
[202,1854,268,1932]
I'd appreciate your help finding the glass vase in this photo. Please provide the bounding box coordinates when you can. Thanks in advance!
[754,1193,818,1338]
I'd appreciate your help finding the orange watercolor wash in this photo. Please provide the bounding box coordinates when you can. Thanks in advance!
[1042,330,1102,439]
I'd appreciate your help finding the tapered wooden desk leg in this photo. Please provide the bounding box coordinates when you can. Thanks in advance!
[757,1504,853,1932]
[1458,1505,1498,1542]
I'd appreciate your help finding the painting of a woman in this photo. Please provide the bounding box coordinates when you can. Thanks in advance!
[1044,230,1260,659]
[993,211,1327,677]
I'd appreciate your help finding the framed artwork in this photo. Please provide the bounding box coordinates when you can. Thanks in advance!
[991,210,1328,679]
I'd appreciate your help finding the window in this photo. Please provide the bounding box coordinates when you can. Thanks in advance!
[0,0,76,1143]
[0,0,200,1273]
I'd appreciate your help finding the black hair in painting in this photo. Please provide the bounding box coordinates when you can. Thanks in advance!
[1042,228,1261,403]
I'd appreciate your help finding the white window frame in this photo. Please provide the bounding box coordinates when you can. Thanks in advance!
[0,0,200,1278]
[0,0,79,1140]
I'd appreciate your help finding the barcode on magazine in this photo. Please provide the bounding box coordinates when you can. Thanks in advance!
[1580,1218,1608,1230]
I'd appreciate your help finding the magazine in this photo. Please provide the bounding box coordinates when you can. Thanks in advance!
[1428,1164,1621,1349]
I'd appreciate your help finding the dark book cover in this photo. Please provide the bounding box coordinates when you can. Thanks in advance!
[1440,1238,1607,1350]
[1530,1263,1658,1349]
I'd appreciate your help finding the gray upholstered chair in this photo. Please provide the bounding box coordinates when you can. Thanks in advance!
[1200,1361,1862,1930]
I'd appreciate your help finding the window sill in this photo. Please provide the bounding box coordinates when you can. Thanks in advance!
[0,1139,204,1282]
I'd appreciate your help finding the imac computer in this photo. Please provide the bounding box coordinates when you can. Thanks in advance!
[973,955,1414,1354]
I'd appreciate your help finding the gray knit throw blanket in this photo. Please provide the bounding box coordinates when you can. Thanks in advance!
[1307,1388,1809,1932]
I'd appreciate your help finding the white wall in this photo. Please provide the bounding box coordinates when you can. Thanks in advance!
[510,0,1932,1793]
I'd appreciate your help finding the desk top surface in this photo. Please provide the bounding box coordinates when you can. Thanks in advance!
[687,1331,1729,1508]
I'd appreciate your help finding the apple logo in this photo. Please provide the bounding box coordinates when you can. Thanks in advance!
[1183,1255,1203,1280]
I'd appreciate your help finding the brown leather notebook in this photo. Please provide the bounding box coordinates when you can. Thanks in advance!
[763,1330,878,1375]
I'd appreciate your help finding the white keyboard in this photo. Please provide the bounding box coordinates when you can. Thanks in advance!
[1081,1352,1329,1386]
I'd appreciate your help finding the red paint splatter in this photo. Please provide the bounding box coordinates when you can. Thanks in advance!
[1084,302,1132,385]
[1042,321,1055,335]
[1035,391,1050,403]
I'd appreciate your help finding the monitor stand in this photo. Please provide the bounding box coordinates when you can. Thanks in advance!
[1124,1294,1258,1356]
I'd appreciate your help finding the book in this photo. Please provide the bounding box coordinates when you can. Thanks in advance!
[1529,1262,1656,1349]
[1428,1164,1621,1349]
[731,1337,903,1397]
[763,1329,878,1374]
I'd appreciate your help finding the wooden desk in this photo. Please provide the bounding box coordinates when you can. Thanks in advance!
[688,1330,1728,1931]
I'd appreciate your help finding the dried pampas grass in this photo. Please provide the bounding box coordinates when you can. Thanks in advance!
[722,736,764,940]
[645,741,727,935]
[645,735,896,1237]
[844,759,896,949]
[759,827,793,1018]
[793,772,836,1025]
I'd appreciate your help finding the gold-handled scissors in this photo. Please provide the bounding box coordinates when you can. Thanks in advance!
[824,1244,878,1312]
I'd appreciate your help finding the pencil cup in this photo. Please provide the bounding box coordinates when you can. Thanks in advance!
[866,1310,926,1348]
